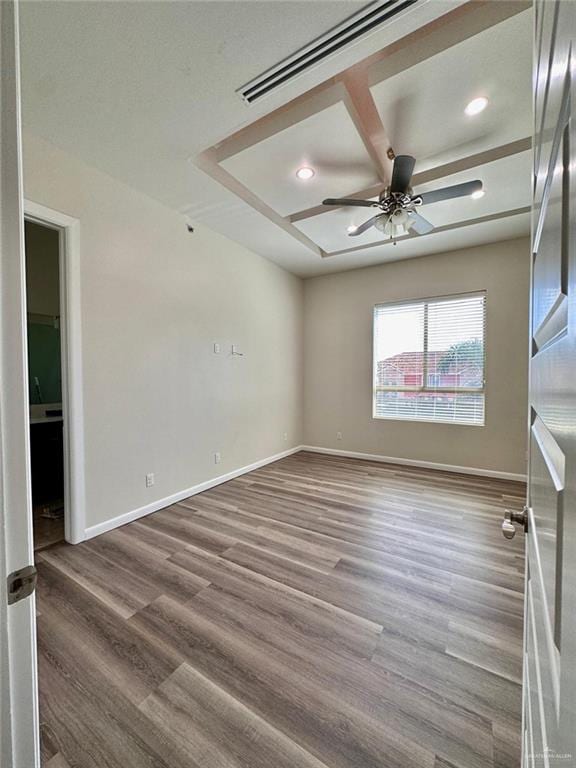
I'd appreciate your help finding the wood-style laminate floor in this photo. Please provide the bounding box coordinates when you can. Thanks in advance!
[33,505,65,551]
[36,451,526,768]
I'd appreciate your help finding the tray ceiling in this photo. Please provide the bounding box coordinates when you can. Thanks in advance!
[19,0,532,276]
[195,1,532,273]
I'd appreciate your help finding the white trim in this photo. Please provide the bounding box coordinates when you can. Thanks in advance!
[85,442,526,541]
[85,442,527,541]
[84,445,303,539]
[301,445,527,482]
[24,200,86,544]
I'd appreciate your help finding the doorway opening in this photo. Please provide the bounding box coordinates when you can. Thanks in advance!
[25,220,65,550]
[24,201,85,549]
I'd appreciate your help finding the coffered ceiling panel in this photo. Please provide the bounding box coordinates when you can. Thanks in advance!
[370,11,532,172]
[193,2,532,273]
[220,101,380,217]
[293,151,531,253]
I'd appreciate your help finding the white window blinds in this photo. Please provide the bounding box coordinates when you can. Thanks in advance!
[373,292,486,425]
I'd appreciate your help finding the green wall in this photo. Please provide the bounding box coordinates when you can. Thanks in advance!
[25,220,61,405]
[27,321,61,404]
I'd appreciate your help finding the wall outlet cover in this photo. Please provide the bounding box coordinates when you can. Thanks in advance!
[214,452,221,464]
[146,473,155,487]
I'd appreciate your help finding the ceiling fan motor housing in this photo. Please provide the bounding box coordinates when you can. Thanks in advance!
[380,189,417,214]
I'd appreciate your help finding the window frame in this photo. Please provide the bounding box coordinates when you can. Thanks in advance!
[372,290,487,425]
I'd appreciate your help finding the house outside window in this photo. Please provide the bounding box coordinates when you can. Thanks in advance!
[373,292,486,425]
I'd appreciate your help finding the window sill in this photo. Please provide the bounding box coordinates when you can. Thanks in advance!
[372,415,485,427]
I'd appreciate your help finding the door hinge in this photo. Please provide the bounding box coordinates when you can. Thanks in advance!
[7,565,37,605]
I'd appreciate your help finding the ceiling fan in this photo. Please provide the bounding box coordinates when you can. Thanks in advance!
[322,155,483,242]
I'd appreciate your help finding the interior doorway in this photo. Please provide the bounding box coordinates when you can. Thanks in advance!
[25,219,65,550]
[23,201,85,548]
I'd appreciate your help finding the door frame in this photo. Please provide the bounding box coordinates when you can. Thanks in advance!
[24,200,85,545]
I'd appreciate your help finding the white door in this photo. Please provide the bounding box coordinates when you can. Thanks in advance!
[511,0,576,764]
[0,1,40,766]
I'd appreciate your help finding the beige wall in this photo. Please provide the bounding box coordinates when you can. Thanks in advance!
[22,128,530,540]
[303,238,530,476]
[23,133,304,532]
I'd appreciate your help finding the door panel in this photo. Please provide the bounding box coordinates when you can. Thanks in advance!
[533,1,568,211]
[527,529,560,717]
[530,416,563,634]
[532,131,565,339]
[523,0,576,764]
[526,584,546,768]
[0,1,40,765]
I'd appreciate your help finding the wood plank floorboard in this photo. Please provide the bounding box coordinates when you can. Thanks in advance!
[36,451,526,768]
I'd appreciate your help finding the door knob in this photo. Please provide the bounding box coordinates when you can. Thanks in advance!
[501,507,528,539]
[502,517,516,539]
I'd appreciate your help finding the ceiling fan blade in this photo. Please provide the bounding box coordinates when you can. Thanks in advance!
[417,180,482,205]
[390,155,416,193]
[408,211,434,235]
[349,214,383,236]
[323,198,376,207]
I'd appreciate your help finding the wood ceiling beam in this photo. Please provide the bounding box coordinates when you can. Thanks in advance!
[195,149,326,258]
[410,137,532,185]
[288,137,532,223]
[341,69,394,185]
[323,206,530,258]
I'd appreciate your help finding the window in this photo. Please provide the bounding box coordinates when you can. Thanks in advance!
[373,292,486,425]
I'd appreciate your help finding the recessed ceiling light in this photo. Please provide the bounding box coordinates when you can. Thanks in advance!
[296,166,315,180]
[347,224,358,234]
[465,97,488,116]
[471,189,485,199]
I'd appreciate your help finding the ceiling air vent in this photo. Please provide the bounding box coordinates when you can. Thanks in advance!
[237,0,418,105]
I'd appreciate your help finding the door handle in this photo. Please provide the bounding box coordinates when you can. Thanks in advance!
[501,507,529,539]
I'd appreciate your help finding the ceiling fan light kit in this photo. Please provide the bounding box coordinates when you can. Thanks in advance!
[374,208,411,242]
[322,154,483,244]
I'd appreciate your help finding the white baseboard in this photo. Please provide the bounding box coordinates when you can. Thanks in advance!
[84,445,304,540]
[84,443,525,540]
[300,445,527,482]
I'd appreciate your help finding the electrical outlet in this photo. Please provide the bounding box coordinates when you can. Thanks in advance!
[213,343,220,354]
[214,452,221,464]
[145,473,155,487]
[336,431,343,440]
[283,432,288,441]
